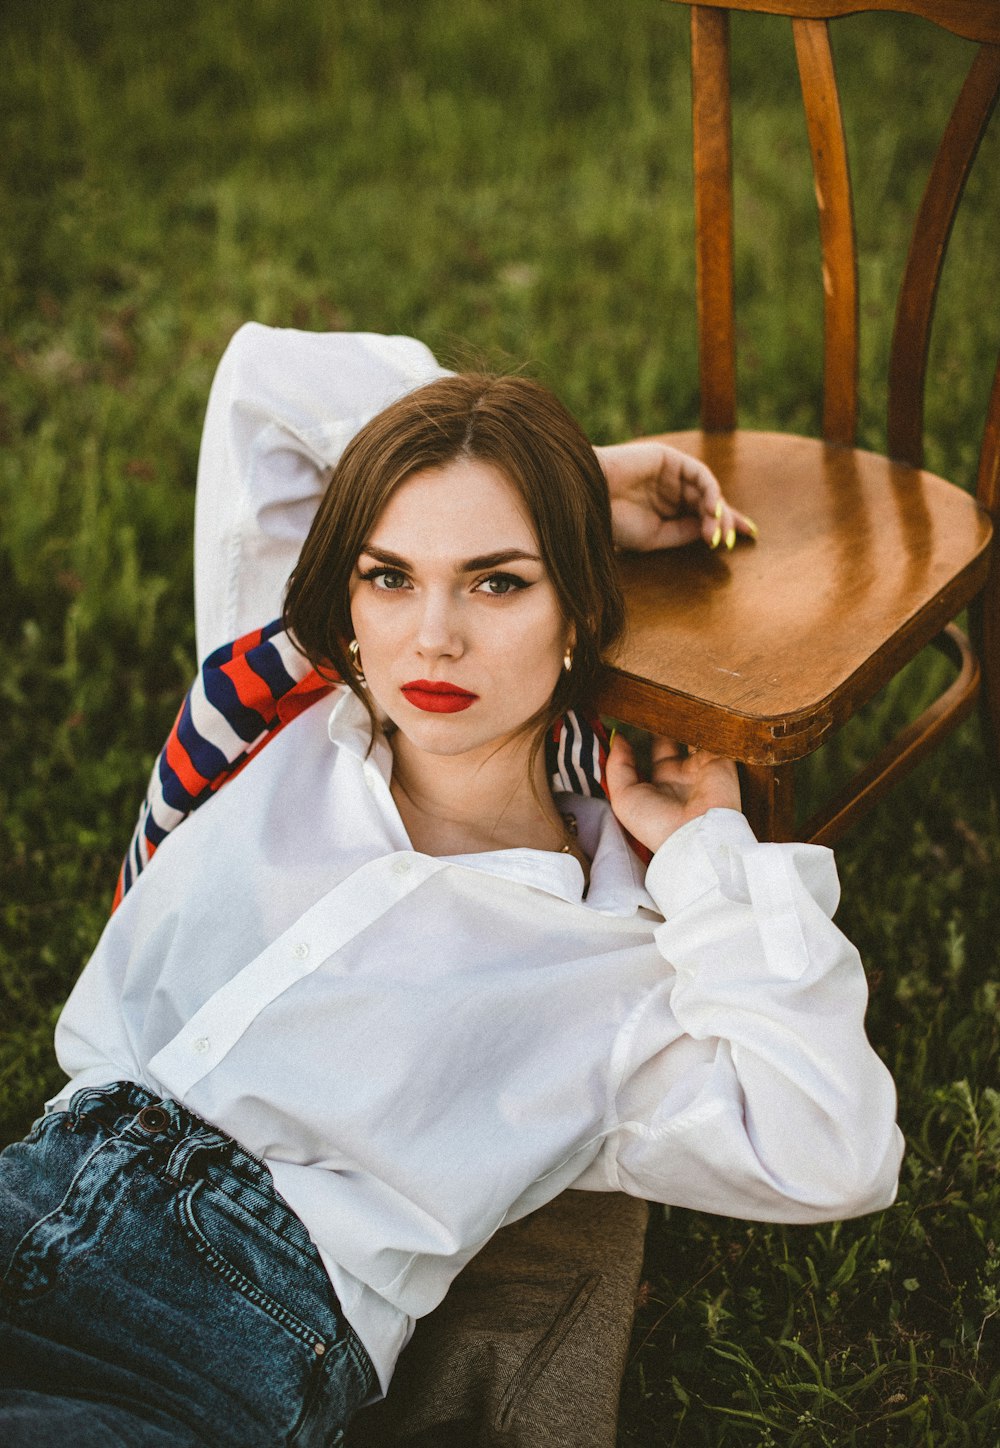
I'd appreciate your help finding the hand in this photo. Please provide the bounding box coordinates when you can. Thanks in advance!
[605,731,742,854]
[595,440,758,553]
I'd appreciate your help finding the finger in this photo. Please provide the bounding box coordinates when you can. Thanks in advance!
[655,447,731,544]
[731,508,759,541]
[649,734,685,763]
[702,504,723,549]
[649,738,726,786]
[677,461,723,525]
[667,450,740,551]
[648,737,700,781]
[603,729,640,804]
[719,505,761,549]
[645,515,703,550]
[702,499,758,550]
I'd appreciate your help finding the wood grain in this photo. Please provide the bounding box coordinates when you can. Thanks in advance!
[888,44,1000,465]
[601,430,993,764]
[741,762,797,840]
[691,8,737,429]
[793,18,858,445]
[801,626,980,842]
[662,1,1000,47]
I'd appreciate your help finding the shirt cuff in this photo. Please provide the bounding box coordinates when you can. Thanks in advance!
[643,808,758,918]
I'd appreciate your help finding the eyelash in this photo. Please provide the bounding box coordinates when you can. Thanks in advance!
[357,567,530,597]
[476,572,530,596]
[358,567,408,591]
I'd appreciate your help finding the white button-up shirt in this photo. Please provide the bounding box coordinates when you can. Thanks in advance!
[51,326,903,1393]
[54,683,903,1389]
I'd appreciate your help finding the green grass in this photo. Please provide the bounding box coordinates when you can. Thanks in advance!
[1,2,998,1442]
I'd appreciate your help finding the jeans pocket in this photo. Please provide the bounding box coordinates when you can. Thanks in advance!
[174,1179,332,1352]
[0,1113,101,1297]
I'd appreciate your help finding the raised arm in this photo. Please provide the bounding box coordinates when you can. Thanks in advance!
[193,326,754,657]
[193,323,448,658]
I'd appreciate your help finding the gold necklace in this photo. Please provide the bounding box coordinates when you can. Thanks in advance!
[559,811,578,854]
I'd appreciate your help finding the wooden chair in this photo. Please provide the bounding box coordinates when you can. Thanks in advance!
[602,0,1000,844]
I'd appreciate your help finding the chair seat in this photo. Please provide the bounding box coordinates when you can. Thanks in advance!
[603,429,993,764]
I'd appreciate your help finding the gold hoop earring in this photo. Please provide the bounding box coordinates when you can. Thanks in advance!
[348,639,366,686]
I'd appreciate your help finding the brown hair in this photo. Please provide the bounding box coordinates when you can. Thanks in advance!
[283,373,626,746]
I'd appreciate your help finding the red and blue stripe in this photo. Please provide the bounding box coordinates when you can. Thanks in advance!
[114,620,613,908]
[114,621,334,908]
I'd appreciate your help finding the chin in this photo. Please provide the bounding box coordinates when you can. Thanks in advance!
[390,713,532,761]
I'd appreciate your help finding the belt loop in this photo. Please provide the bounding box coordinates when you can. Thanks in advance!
[67,1082,139,1132]
[163,1131,229,1185]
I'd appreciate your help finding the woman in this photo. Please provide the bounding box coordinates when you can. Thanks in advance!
[0,325,903,1447]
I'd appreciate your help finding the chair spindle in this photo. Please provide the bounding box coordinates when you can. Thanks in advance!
[887,43,1000,466]
[793,18,859,446]
[691,6,737,430]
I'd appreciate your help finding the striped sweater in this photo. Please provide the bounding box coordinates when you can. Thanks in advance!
[115,621,615,908]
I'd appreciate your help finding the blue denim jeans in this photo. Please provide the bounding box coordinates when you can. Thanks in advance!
[0,1083,376,1447]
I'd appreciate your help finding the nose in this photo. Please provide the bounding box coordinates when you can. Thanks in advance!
[414,588,464,659]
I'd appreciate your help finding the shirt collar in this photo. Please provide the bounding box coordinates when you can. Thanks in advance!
[560,793,655,916]
[326,689,653,917]
[436,801,653,916]
[327,685,395,778]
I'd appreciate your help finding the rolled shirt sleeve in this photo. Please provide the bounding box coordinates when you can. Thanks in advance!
[607,809,903,1222]
[194,323,448,658]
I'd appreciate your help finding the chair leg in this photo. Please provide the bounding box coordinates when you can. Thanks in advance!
[740,763,796,842]
[970,577,1000,801]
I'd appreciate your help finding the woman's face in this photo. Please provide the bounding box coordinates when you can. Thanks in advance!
[349,457,573,763]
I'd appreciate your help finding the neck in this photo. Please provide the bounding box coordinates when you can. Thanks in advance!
[388,728,565,857]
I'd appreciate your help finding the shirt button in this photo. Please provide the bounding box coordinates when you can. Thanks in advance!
[391,857,412,877]
[192,1037,210,1054]
[364,772,377,794]
[293,942,310,959]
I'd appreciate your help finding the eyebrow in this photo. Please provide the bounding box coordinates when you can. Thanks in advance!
[357,545,543,572]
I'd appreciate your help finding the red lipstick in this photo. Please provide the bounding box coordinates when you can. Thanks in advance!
[401,680,478,714]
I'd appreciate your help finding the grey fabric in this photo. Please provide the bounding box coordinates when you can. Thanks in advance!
[347,1191,649,1448]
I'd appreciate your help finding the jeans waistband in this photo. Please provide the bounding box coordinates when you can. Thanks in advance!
[64,1082,279,1205]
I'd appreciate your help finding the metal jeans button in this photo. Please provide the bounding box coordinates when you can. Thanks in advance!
[137,1105,170,1133]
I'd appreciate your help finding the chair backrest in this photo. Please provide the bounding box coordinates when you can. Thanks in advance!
[666,0,1000,513]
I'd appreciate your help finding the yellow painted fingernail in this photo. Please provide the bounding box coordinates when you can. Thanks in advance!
[608,726,618,749]
[714,499,724,520]
[745,516,759,540]
[710,524,722,549]
[725,527,736,550]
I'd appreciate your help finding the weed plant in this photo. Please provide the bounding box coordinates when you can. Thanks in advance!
[1,2,998,1443]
